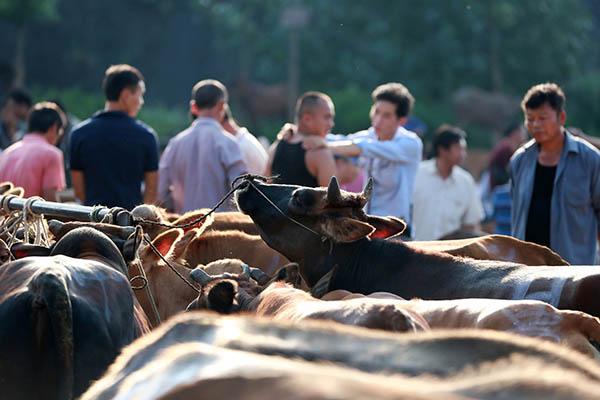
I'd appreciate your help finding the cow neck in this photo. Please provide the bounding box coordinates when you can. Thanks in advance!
[300,237,370,288]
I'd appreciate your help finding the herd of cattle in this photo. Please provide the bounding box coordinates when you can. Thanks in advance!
[3,176,600,399]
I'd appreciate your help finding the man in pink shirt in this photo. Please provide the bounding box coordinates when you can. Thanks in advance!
[0,102,66,200]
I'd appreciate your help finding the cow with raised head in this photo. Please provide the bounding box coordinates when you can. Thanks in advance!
[0,227,149,400]
[234,176,600,318]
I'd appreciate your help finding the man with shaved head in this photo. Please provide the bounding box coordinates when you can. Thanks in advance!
[267,91,337,187]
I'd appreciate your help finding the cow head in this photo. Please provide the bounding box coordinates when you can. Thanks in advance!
[50,227,133,277]
[186,263,264,314]
[235,176,406,262]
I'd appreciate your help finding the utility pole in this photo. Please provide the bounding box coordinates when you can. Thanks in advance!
[280,5,310,120]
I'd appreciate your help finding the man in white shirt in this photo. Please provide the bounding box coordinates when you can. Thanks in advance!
[412,124,484,240]
[221,105,268,175]
[303,83,423,234]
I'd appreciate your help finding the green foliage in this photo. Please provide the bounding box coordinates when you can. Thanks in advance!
[10,0,600,146]
[30,86,188,144]
[0,0,59,25]
[330,85,371,135]
[30,86,103,118]
[564,72,600,135]
[138,106,189,144]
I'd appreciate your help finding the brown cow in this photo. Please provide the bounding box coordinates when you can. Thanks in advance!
[131,204,258,238]
[188,276,428,333]
[408,235,568,266]
[322,290,600,359]
[175,208,258,235]
[180,229,288,275]
[81,312,600,400]
[130,228,268,327]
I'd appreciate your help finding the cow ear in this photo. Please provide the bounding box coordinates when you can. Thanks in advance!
[207,280,237,314]
[10,243,52,259]
[123,225,145,262]
[366,216,407,239]
[322,217,375,243]
[273,263,301,286]
[170,229,198,260]
[140,228,183,261]
[174,210,214,235]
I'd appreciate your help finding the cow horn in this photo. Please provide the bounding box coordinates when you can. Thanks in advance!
[190,268,215,286]
[240,263,251,279]
[327,176,342,204]
[362,177,374,202]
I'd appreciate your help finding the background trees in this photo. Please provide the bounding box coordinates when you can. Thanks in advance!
[0,0,598,144]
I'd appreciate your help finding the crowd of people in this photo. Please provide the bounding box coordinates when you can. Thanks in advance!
[0,64,599,265]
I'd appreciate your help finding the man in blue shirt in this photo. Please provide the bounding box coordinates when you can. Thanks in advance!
[70,64,159,210]
[510,83,600,265]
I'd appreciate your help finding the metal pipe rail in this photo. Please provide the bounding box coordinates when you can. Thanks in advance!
[0,195,133,226]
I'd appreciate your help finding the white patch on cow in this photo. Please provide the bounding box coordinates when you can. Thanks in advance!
[509,265,600,307]
[526,277,567,307]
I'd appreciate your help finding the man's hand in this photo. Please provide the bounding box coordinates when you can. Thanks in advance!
[302,136,327,151]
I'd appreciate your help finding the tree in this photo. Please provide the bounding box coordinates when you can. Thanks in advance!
[0,0,59,87]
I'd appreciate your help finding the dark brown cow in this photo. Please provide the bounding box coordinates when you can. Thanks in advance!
[81,312,600,400]
[234,177,600,319]
[0,227,149,400]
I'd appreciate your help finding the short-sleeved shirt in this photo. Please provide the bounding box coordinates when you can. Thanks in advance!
[158,117,247,213]
[412,158,485,240]
[70,111,159,210]
[0,133,65,198]
[510,132,600,265]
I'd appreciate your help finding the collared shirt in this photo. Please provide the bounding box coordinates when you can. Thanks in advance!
[234,127,268,175]
[510,132,600,265]
[348,126,422,222]
[70,110,159,210]
[158,117,248,213]
[0,133,65,198]
[412,159,484,240]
